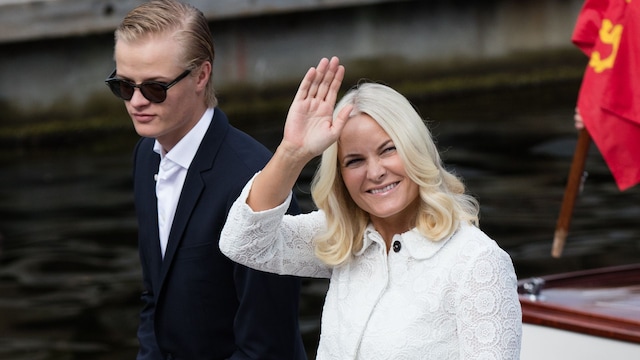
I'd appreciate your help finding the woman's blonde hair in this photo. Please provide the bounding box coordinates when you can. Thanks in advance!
[311,82,479,266]
[114,0,217,107]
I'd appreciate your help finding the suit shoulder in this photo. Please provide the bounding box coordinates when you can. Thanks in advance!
[223,126,273,169]
[133,137,155,154]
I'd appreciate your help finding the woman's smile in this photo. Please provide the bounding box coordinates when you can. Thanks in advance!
[368,181,400,195]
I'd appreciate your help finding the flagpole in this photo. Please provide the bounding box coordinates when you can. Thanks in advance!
[551,128,591,258]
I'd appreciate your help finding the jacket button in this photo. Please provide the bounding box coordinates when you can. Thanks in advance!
[392,240,401,252]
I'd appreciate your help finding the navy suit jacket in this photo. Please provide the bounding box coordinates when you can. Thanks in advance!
[133,109,306,360]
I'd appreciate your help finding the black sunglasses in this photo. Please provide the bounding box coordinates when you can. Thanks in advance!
[105,69,191,103]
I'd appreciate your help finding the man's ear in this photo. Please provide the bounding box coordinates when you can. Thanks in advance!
[196,61,212,90]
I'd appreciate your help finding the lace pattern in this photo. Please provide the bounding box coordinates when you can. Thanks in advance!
[220,177,522,359]
[220,178,331,278]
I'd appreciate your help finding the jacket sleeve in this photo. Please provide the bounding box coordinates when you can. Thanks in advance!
[230,264,306,359]
[220,175,331,279]
[133,138,164,360]
[136,287,163,359]
[455,238,522,359]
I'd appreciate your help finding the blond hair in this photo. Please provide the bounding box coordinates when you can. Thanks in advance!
[114,0,217,107]
[311,82,479,266]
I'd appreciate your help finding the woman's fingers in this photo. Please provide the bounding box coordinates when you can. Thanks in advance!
[303,58,330,100]
[315,56,341,101]
[296,57,342,101]
[326,58,345,105]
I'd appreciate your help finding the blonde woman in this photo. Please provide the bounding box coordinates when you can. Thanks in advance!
[221,57,522,359]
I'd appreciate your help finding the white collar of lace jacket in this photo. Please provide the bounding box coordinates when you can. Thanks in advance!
[357,223,461,260]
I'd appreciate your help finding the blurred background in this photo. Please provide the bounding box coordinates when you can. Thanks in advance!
[1,0,639,359]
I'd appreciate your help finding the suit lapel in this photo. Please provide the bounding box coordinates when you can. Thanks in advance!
[157,110,230,290]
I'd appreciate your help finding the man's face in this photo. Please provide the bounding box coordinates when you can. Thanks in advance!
[114,33,205,152]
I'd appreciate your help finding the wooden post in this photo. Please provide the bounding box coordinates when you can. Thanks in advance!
[551,129,591,258]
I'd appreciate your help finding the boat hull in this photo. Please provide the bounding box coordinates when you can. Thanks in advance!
[521,323,640,360]
[518,264,640,359]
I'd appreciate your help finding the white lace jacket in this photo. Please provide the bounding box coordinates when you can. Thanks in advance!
[220,177,522,359]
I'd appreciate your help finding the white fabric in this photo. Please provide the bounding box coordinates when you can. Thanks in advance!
[155,156,183,257]
[220,175,522,359]
[154,108,214,257]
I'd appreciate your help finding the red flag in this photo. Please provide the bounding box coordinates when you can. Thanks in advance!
[573,0,640,191]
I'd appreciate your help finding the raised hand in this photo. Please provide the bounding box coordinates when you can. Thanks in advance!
[246,57,351,211]
[282,57,352,162]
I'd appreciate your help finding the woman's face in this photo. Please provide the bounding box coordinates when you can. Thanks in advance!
[338,113,420,230]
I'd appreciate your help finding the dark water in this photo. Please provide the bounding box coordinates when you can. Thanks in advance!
[1,80,639,359]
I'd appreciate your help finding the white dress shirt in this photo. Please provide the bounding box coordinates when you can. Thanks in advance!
[154,108,214,257]
[220,175,522,359]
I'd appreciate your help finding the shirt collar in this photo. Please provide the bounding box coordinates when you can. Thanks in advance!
[153,108,214,169]
[356,223,461,259]
[357,224,380,256]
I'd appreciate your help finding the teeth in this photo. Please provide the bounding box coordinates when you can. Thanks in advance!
[370,183,396,194]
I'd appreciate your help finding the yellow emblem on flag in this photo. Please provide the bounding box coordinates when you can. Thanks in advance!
[589,19,623,73]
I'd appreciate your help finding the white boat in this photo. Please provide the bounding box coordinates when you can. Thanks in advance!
[518,264,640,359]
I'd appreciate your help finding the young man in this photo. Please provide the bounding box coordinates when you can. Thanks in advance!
[105,1,306,358]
